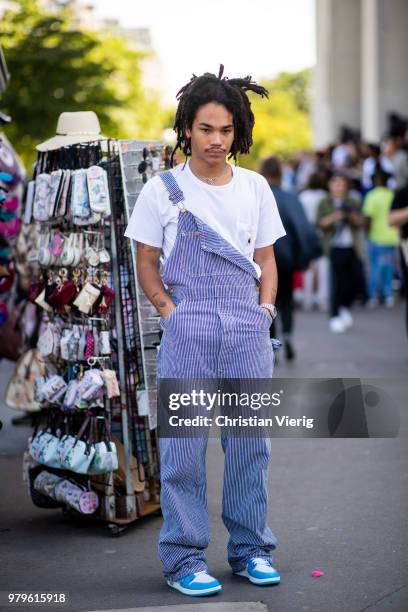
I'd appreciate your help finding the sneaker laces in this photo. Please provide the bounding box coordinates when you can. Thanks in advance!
[251,557,273,568]
[192,570,214,583]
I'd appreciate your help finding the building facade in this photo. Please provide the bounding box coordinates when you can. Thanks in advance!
[313,0,408,147]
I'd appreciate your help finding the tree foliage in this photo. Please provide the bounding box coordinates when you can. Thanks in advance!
[238,69,312,170]
[0,0,170,168]
[1,0,312,171]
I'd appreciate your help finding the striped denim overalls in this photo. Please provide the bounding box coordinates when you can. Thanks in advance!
[157,171,278,581]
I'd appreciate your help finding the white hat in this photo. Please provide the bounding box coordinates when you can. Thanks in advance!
[36,111,107,152]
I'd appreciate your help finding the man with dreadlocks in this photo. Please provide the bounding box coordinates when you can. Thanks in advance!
[125,65,286,597]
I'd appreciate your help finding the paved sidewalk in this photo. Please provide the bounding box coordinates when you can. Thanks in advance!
[1,304,407,612]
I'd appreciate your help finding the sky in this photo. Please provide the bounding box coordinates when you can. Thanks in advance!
[93,0,316,102]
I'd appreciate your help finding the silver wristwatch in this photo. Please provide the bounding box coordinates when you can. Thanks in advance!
[259,303,277,320]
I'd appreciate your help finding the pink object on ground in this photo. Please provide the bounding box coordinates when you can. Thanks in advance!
[311,569,325,577]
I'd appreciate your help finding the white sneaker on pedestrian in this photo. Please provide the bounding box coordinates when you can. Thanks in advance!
[384,296,395,308]
[329,316,346,333]
[339,307,353,329]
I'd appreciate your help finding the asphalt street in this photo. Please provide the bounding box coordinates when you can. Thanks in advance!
[1,302,407,612]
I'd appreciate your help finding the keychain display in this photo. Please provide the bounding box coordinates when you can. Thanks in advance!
[21,138,162,532]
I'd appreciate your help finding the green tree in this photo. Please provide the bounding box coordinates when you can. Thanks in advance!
[238,69,312,170]
[1,0,170,168]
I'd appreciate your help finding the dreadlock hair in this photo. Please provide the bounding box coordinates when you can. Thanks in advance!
[171,64,268,167]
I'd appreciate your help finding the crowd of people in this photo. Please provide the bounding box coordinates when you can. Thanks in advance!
[259,127,408,360]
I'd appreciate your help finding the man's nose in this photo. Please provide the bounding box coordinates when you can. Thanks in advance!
[210,132,222,146]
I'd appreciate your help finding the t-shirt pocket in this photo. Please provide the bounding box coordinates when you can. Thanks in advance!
[238,220,255,257]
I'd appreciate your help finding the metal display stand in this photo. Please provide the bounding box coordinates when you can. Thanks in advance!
[24,139,163,535]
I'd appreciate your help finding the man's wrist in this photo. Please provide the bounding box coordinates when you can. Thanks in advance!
[259,303,277,319]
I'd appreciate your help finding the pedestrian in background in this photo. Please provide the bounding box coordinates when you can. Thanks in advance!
[382,136,408,190]
[260,156,322,359]
[362,164,398,308]
[298,172,329,310]
[316,173,366,333]
[389,185,408,337]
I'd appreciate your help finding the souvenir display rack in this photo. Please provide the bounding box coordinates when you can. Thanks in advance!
[22,138,163,535]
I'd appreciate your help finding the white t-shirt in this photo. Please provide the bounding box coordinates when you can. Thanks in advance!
[298,189,327,224]
[124,161,286,278]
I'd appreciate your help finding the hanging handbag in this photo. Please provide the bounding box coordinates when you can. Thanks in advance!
[29,429,62,468]
[28,466,62,509]
[41,374,67,403]
[33,470,64,499]
[57,416,95,474]
[77,368,105,401]
[62,378,81,410]
[88,418,118,474]
[5,348,46,412]
[54,478,99,514]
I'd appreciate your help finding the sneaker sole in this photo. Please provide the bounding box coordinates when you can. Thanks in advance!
[167,581,222,596]
[234,569,280,585]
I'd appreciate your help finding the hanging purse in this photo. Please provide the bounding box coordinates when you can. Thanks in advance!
[77,368,105,401]
[62,378,81,410]
[101,368,120,399]
[57,416,96,474]
[47,276,78,311]
[54,479,99,514]
[33,471,64,499]
[29,423,62,468]
[48,170,63,218]
[5,348,47,412]
[86,166,111,215]
[33,173,51,222]
[37,323,60,359]
[88,417,118,474]
[70,169,91,219]
[73,281,101,314]
[28,466,62,509]
[41,374,67,403]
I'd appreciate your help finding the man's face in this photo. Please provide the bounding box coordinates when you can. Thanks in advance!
[329,176,348,199]
[186,102,234,165]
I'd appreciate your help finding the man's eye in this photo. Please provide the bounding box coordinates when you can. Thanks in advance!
[201,128,210,133]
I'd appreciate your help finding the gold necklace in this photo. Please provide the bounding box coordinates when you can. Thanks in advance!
[193,164,231,185]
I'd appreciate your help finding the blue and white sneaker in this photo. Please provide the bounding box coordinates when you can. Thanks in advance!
[234,557,280,585]
[167,570,222,596]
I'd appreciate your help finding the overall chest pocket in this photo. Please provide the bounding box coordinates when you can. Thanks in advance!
[178,230,243,278]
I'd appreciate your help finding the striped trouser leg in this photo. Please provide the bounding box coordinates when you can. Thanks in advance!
[158,435,210,581]
[220,434,278,572]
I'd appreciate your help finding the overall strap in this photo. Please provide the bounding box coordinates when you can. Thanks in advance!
[158,171,186,213]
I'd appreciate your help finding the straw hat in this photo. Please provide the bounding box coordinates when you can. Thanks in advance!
[36,111,107,152]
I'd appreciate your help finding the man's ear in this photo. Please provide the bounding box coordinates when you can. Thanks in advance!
[185,127,191,139]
